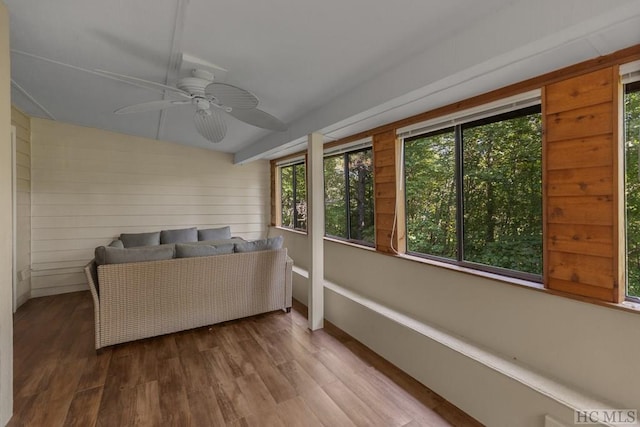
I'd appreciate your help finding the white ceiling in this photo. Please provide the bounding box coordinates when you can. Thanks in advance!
[7,0,640,163]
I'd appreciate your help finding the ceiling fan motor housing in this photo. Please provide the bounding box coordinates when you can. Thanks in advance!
[177,69,214,97]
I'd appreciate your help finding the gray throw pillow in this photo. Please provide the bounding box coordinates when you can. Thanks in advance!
[191,237,244,246]
[120,231,161,248]
[198,226,231,241]
[100,245,175,265]
[108,239,124,248]
[175,243,235,258]
[234,236,284,253]
[160,227,197,244]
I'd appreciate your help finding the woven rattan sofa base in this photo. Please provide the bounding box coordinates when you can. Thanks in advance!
[84,248,293,350]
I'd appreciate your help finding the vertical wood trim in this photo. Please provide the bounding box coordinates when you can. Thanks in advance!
[612,65,625,303]
[394,135,406,253]
[373,129,399,254]
[542,86,549,288]
[270,160,279,226]
[544,67,618,302]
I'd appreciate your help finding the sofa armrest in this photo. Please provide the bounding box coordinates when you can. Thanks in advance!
[84,260,102,349]
[284,255,293,310]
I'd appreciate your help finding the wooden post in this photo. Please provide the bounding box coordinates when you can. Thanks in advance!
[307,132,324,330]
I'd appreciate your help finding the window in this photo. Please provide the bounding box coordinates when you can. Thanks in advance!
[404,105,542,279]
[624,80,640,300]
[280,161,307,230]
[324,148,375,245]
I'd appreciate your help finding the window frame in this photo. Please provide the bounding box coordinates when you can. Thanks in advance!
[623,79,640,303]
[403,104,543,282]
[323,146,375,247]
[279,160,307,232]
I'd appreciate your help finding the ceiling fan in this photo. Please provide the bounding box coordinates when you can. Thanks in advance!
[95,68,288,143]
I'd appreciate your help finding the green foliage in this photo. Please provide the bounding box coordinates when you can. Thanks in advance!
[324,150,375,244]
[625,89,640,298]
[280,163,306,230]
[404,130,457,258]
[462,113,542,274]
[404,109,542,276]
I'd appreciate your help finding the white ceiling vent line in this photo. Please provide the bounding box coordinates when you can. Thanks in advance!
[10,79,56,120]
[156,0,189,142]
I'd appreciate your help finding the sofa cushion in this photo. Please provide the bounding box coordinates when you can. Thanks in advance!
[96,245,175,266]
[160,227,197,244]
[120,231,161,248]
[175,243,235,258]
[234,236,284,253]
[198,226,231,241]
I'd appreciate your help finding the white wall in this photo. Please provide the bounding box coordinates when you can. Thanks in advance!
[11,107,30,308]
[280,229,640,426]
[0,1,13,424]
[30,118,270,296]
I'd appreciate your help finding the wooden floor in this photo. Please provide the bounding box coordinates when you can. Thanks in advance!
[9,291,482,427]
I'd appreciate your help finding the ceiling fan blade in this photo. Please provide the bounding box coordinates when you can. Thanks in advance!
[194,109,227,143]
[94,69,191,98]
[115,99,191,114]
[227,108,288,131]
[205,83,259,109]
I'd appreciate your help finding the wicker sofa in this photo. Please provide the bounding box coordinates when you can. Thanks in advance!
[84,231,292,350]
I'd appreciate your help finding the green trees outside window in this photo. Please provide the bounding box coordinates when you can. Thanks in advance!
[280,162,307,230]
[404,128,456,258]
[624,81,640,299]
[404,105,543,278]
[324,148,375,245]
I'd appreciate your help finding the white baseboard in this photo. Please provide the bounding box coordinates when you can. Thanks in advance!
[30,283,88,298]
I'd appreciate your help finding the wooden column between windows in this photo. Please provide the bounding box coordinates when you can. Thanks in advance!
[544,66,624,303]
[307,132,324,330]
[373,129,404,254]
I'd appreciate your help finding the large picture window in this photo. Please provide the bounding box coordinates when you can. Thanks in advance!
[280,161,307,231]
[324,148,375,245]
[404,105,542,279]
[624,80,640,300]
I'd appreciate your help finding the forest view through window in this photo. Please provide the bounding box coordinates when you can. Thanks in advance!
[404,105,543,279]
[324,148,375,245]
[624,80,640,300]
[280,162,307,230]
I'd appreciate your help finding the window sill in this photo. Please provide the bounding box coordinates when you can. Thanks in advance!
[398,252,545,290]
[397,252,640,315]
[274,226,307,236]
[323,236,376,251]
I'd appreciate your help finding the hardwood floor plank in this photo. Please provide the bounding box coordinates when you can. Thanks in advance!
[186,386,227,426]
[234,411,286,427]
[133,381,162,427]
[300,385,357,427]
[235,372,278,415]
[322,379,393,427]
[212,380,252,423]
[76,349,113,391]
[157,358,192,426]
[276,396,324,427]
[63,387,103,427]
[238,338,297,404]
[277,359,319,394]
[11,292,481,427]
